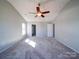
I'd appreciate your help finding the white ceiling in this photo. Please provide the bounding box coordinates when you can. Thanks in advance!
[7,0,71,22]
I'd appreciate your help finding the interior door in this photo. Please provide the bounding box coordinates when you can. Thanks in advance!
[47,24,53,37]
[32,24,36,36]
[47,24,55,37]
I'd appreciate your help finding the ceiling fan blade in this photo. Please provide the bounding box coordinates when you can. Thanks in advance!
[36,7,40,12]
[35,15,38,17]
[29,12,36,14]
[38,3,40,6]
[41,15,45,18]
[42,11,50,14]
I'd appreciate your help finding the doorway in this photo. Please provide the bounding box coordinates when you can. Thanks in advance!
[47,24,55,38]
[32,24,36,36]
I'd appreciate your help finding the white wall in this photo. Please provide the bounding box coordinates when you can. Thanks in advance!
[27,22,32,37]
[27,22,47,37]
[54,0,79,53]
[27,22,54,37]
[0,0,26,52]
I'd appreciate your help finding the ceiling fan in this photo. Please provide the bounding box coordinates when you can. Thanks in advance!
[29,3,50,18]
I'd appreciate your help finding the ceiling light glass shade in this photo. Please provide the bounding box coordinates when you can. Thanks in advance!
[37,12,41,16]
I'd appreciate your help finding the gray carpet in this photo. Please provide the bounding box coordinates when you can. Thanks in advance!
[0,37,79,59]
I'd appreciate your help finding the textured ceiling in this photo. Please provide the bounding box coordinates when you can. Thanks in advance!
[7,0,71,22]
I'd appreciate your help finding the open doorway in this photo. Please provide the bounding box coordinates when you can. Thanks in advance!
[32,24,36,36]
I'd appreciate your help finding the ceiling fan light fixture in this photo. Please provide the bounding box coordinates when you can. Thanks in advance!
[29,3,50,18]
[37,12,41,16]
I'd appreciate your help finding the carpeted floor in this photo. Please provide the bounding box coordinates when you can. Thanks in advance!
[0,37,79,59]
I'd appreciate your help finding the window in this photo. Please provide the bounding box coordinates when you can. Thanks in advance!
[22,23,26,35]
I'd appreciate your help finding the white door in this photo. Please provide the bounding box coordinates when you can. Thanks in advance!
[47,24,53,37]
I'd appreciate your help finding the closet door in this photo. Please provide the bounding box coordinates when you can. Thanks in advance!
[47,24,55,37]
[47,24,53,37]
